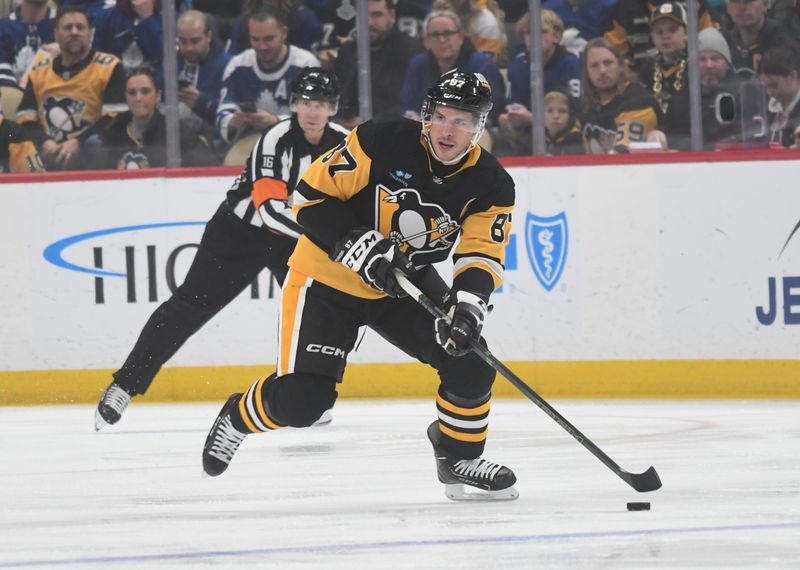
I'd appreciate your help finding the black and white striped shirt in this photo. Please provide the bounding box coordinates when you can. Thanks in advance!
[225,116,349,238]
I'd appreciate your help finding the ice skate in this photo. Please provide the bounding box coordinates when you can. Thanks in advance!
[94,382,133,431]
[427,421,518,501]
[202,394,247,477]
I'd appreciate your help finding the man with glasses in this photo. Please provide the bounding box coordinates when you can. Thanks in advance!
[399,8,504,122]
[201,70,520,502]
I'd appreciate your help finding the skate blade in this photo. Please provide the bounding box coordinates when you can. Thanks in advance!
[94,410,108,432]
[444,483,519,502]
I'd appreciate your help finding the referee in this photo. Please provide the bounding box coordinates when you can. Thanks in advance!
[95,68,349,430]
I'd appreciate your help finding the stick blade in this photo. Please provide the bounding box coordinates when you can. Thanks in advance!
[623,466,662,492]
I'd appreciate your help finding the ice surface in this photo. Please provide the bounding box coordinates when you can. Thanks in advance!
[1,400,798,569]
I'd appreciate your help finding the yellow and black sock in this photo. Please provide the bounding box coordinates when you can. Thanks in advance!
[435,389,491,457]
[234,373,286,434]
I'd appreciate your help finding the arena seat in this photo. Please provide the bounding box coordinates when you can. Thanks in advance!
[223,133,261,166]
[0,85,24,118]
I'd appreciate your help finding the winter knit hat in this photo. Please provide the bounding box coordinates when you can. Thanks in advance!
[698,28,732,68]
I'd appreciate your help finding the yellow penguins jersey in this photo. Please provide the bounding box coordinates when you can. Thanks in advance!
[0,115,44,173]
[291,118,515,300]
[16,49,126,143]
[581,81,661,154]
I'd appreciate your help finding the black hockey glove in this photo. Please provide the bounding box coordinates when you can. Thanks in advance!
[434,290,488,357]
[331,228,416,297]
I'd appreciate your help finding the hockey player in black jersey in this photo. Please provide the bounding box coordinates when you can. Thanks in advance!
[202,70,519,501]
[95,68,348,430]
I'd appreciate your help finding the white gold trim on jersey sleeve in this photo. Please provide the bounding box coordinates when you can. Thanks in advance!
[453,256,504,280]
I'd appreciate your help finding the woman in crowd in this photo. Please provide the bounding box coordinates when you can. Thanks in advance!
[399,8,505,121]
[434,0,507,63]
[86,66,216,169]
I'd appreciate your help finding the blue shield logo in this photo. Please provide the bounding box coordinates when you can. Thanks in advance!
[525,212,568,292]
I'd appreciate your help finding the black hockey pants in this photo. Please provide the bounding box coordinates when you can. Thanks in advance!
[251,268,497,459]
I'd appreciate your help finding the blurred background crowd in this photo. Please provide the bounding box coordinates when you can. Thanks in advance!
[1,0,799,173]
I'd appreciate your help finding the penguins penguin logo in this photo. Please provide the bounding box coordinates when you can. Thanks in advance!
[377,185,459,257]
[582,123,618,154]
[117,151,150,170]
[42,96,89,142]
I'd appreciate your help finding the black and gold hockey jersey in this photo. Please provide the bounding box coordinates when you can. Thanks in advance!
[16,49,126,144]
[291,118,515,300]
[0,115,44,173]
[581,81,661,154]
[225,116,350,238]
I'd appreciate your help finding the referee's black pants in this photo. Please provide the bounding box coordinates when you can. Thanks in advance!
[113,203,297,396]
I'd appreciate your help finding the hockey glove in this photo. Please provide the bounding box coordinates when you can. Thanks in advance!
[434,290,488,357]
[331,228,416,297]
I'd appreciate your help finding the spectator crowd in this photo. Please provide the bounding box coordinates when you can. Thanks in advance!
[2,0,799,173]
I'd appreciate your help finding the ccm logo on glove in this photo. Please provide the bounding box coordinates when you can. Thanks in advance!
[332,228,416,297]
[339,231,380,272]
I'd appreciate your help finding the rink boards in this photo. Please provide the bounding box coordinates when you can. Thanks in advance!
[1,153,799,404]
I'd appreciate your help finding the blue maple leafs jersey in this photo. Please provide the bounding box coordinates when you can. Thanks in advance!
[0,7,56,87]
[216,46,319,143]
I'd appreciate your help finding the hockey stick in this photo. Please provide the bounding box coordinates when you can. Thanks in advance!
[394,271,662,493]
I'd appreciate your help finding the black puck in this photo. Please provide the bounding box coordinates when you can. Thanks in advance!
[626,502,651,511]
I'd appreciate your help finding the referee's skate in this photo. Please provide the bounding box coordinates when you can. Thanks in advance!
[94,382,132,431]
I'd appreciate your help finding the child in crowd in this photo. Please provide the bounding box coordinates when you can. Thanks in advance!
[642,2,689,117]
[640,2,692,150]
[543,90,583,155]
[495,8,581,156]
